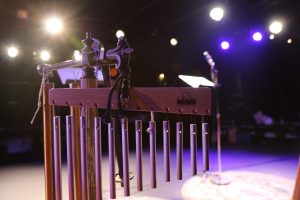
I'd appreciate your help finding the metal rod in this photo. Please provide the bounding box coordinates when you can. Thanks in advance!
[66,116,74,200]
[53,116,62,200]
[108,119,116,199]
[190,124,197,176]
[202,123,209,173]
[163,121,170,182]
[69,83,82,200]
[94,117,102,200]
[149,121,157,188]
[135,120,143,191]
[80,116,88,200]
[121,118,130,196]
[176,122,183,180]
[43,83,55,200]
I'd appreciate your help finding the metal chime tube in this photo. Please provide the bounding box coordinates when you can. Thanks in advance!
[202,123,209,172]
[121,118,130,196]
[135,120,143,191]
[94,117,102,200]
[190,124,197,176]
[163,121,170,182]
[43,83,55,200]
[108,119,116,199]
[80,116,88,200]
[69,83,82,200]
[149,121,157,188]
[53,116,62,200]
[66,116,74,200]
[176,122,183,180]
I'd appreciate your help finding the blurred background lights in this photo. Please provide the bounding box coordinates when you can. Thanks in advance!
[45,17,62,34]
[170,38,178,46]
[269,34,275,40]
[158,73,165,81]
[40,50,50,61]
[116,30,125,38]
[269,21,283,34]
[7,46,18,58]
[253,32,263,41]
[221,41,230,50]
[287,38,292,44]
[73,50,82,61]
[210,7,224,21]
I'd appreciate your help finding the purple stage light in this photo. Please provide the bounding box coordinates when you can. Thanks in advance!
[253,32,262,41]
[221,41,230,50]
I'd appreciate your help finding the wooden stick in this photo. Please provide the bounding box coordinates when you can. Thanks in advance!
[94,117,102,200]
[121,118,130,196]
[292,157,300,200]
[80,116,88,200]
[108,119,116,199]
[176,122,183,180]
[149,121,157,188]
[53,116,62,200]
[163,121,170,182]
[190,124,197,176]
[66,116,74,200]
[135,120,143,191]
[43,83,55,200]
[69,83,82,200]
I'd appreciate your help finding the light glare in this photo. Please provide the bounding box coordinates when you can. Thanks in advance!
[170,38,178,46]
[7,47,18,58]
[159,73,165,81]
[269,34,275,40]
[45,17,62,34]
[253,32,263,41]
[40,50,50,61]
[73,50,82,61]
[210,7,224,21]
[269,21,283,34]
[287,39,292,44]
[221,41,230,50]
[116,30,125,38]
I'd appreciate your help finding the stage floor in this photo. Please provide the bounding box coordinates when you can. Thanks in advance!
[0,147,298,200]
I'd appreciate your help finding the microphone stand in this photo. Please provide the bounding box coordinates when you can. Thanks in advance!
[203,51,230,185]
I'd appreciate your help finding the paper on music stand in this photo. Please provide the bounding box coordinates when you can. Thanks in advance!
[178,75,215,87]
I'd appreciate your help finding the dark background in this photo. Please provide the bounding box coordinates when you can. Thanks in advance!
[0,0,299,159]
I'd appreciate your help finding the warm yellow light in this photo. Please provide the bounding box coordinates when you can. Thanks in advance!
[45,17,63,34]
[7,46,18,58]
[116,30,125,38]
[269,21,283,34]
[287,38,292,44]
[170,38,178,46]
[40,50,50,61]
[159,73,165,81]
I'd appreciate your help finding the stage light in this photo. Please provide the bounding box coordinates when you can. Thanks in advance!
[45,17,62,34]
[221,41,230,50]
[116,30,125,38]
[159,73,165,81]
[269,34,275,40]
[252,32,262,41]
[40,50,50,61]
[170,38,178,46]
[210,7,224,21]
[269,21,283,34]
[287,38,292,44]
[7,46,18,58]
[73,50,82,61]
